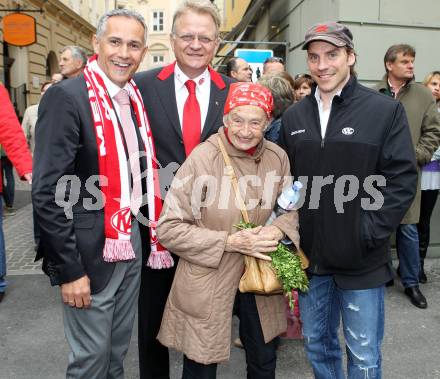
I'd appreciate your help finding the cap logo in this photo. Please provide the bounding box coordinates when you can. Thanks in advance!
[315,25,329,33]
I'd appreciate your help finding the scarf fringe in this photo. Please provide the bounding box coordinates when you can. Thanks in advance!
[103,238,136,262]
[147,250,174,269]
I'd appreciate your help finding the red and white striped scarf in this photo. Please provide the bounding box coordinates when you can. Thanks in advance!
[83,55,173,268]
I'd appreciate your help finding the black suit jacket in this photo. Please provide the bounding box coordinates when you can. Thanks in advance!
[32,75,149,294]
[135,64,233,194]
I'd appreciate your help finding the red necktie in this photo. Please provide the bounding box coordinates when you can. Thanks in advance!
[182,80,201,156]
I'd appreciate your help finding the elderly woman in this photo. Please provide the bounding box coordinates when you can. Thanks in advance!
[418,71,440,282]
[156,82,300,379]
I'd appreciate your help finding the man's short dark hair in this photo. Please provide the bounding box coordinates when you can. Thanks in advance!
[226,57,240,77]
[384,44,416,72]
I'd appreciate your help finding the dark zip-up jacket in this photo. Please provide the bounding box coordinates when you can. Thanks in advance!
[280,76,417,277]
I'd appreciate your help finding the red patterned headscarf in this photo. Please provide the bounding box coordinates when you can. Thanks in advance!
[224,82,273,119]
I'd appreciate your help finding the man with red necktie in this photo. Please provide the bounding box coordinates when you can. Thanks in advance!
[134,1,233,378]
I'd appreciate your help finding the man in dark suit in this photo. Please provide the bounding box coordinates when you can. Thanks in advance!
[135,1,233,378]
[33,9,152,378]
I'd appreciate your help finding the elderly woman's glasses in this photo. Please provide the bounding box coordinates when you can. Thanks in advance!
[174,33,217,45]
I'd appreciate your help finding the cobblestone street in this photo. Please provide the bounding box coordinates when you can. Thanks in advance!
[2,191,440,378]
[5,202,41,275]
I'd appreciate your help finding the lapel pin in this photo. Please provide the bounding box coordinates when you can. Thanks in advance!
[215,101,219,106]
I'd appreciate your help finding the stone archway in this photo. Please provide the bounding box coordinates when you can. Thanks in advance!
[46,51,59,78]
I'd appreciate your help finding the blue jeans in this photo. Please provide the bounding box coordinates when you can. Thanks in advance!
[298,275,384,379]
[0,197,7,293]
[396,224,419,288]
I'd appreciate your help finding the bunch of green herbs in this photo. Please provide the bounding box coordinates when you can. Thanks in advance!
[235,221,309,310]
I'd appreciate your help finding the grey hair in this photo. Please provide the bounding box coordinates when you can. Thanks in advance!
[171,0,221,37]
[96,9,148,45]
[60,46,88,67]
[258,74,294,119]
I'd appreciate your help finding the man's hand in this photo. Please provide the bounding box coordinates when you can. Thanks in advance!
[61,275,92,309]
[225,226,279,261]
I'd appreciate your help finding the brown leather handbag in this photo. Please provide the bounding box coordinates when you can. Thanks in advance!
[217,136,283,295]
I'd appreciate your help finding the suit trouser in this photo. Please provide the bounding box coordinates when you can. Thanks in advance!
[138,257,177,379]
[63,220,142,379]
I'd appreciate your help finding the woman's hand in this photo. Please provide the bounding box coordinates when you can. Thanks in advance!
[225,226,284,261]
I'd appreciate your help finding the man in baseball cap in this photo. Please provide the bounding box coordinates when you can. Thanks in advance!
[280,21,417,379]
[302,21,354,50]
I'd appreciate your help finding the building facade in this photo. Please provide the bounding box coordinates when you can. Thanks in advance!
[222,0,440,84]
[115,0,177,72]
[0,0,107,115]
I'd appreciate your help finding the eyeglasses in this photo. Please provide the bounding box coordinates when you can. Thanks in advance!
[173,33,217,45]
[263,57,284,64]
[294,73,312,80]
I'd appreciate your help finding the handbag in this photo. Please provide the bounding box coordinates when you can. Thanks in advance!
[217,136,283,295]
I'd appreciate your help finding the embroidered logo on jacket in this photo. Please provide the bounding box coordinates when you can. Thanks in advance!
[291,129,306,136]
[342,127,354,135]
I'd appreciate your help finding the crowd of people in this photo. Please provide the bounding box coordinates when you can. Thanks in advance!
[1,0,440,378]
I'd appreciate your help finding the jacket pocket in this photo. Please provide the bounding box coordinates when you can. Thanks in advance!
[170,260,218,320]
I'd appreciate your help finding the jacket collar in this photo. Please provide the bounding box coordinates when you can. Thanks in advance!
[209,126,266,160]
[157,61,226,90]
[377,73,414,94]
[310,75,357,105]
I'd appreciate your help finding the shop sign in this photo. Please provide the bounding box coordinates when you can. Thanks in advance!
[3,13,37,46]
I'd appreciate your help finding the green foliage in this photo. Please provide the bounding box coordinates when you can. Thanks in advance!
[234,221,309,310]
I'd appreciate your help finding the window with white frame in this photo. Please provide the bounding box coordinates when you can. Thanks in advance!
[152,11,164,32]
[152,55,165,64]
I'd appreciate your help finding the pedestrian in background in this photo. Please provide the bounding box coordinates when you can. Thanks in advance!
[1,151,15,216]
[157,82,299,379]
[281,22,417,378]
[21,80,53,250]
[226,57,253,82]
[262,57,285,75]
[134,1,233,377]
[58,45,88,79]
[376,45,440,309]
[0,84,32,303]
[417,70,440,283]
[258,73,294,143]
[293,73,314,102]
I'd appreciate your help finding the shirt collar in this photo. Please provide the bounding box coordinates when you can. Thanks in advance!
[94,62,131,99]
[174,63,210,91]
[314,86,342,107]
[387,78,407,98]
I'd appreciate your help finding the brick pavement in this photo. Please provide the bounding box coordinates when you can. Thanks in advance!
[4,202,42,275]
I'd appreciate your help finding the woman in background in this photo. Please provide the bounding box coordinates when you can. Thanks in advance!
[258,74,295,143]
[417,71,440,283]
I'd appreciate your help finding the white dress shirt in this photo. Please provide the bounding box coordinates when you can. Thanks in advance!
[315,87,342,138]
[174,63,211,131]
[94,64,131,120]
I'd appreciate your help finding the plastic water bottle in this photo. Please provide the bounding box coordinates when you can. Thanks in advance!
[266,181,303,225]
[266,181,303,245]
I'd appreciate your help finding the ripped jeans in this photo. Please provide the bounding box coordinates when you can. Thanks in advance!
[298,275,384,379]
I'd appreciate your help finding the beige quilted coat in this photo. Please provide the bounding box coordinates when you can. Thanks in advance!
[156,127,300,365]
